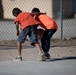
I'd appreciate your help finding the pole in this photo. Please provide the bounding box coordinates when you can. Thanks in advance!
[60,0,63,39]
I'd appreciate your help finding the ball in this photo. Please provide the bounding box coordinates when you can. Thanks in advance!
[37,29,44,40]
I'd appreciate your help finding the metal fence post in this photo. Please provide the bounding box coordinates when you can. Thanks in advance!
[60,0,63,39]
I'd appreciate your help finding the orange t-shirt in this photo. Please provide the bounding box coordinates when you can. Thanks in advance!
[14,12,39,30]
[35,14,58,30]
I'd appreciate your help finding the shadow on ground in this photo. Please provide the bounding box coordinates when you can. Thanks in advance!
[46,56,76,62]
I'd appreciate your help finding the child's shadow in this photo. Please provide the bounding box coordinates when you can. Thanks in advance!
[45,56,76,62]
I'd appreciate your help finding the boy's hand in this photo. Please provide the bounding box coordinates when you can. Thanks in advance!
[16,31,19,36]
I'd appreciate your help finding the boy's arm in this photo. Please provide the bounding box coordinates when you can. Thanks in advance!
[30,12,46,19]
[15,22,19,36]
[30,12,46,15]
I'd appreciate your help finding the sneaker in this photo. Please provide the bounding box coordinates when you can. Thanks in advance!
[45,53,50,59]
[39,52,46,61]
[13,56,22,61]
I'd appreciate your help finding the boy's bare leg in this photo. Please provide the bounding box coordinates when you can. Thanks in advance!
[34,43,45,61]
[13,41,22,61]
[34,43,42,53]
[18,41,22,56]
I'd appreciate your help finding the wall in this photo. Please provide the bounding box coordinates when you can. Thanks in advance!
[52,0,73,19]
[2,0,53,19]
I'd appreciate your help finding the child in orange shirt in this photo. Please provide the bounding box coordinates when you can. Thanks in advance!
[32,8,58,59]
[12,8,45,61]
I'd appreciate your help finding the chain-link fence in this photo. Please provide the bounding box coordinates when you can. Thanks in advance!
[0,0,76,41]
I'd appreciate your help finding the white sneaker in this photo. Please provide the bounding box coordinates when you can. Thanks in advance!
[13,56,22,61]
[39,52,46,61]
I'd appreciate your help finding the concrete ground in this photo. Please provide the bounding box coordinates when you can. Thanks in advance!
[0,44,76,75]
[0,36,76,75]
[0,59,76,75]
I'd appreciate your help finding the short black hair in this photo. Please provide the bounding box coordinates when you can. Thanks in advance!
[12,8,22,17]
[31,8,40,13]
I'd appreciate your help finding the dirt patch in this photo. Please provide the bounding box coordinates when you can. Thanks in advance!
[0,39,76,61]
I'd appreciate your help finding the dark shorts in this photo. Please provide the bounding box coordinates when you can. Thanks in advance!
[17,25,38,46]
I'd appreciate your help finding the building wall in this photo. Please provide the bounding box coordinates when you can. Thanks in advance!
[64,0,73,18]
[52,0,60,18]
[73,0,76,13]
[2,0,53,19]
[0,0,73,19]
[0,0,4,19]
[63,0,73,18]
[52,0,73,18]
